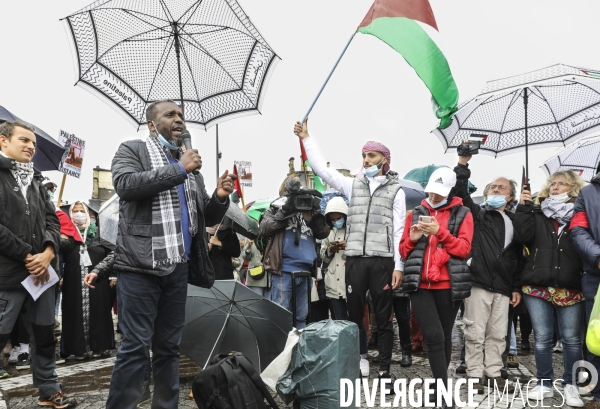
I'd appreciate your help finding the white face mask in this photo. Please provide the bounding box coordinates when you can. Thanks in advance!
[549,191,571,203]
[72,212,87,225]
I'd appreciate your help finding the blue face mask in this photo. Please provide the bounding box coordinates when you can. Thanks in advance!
[364,158,384,178]
[426,198,447,209]
[158,134,181,150]
[152,121,181,150]
[486,195,507,209]
[332,219,345,229]
[47,191,55,201]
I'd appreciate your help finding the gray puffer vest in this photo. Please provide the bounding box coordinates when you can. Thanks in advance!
[401,204,472,301]
[345,171,402,258]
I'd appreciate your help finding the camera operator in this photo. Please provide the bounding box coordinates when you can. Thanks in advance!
[295,120,404,383]
[454,151,526,392]
[259,178,330,330]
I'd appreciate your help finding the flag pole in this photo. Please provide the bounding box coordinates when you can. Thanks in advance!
[56,173,67,207]
[302,34,355,122]
[240,182,246,212]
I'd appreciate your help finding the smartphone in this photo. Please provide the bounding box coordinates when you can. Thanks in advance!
[419,216,433,223]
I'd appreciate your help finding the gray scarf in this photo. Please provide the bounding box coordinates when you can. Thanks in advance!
[541,198,574,233]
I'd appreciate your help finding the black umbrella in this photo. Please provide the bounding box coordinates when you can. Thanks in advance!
[224,203,259,240]
[0,105,66,171]
[181,281,292,372]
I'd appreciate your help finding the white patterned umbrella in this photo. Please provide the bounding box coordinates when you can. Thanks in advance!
[63,0,279,129]
[433,64,600,176]
[542,134,600,182]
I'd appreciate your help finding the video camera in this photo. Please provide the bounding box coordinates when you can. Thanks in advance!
[272,178,322,220]
[457,134,487,156]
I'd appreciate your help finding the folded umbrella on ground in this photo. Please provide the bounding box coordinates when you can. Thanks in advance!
[181,281,293,373]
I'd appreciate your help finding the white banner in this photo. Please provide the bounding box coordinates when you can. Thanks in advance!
[57,130,85,179]
[235,160,252,187]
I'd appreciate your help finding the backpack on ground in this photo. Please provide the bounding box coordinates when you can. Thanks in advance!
[192,352,279,409]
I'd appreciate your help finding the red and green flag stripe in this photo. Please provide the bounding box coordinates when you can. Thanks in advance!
[357,0,459,128]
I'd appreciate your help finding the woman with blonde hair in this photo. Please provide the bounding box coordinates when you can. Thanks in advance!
[516,170,586,407]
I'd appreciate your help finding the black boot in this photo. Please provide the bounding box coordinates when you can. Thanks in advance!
[368,332,378,350]
[456,361,467,374]
[400,351,412,367]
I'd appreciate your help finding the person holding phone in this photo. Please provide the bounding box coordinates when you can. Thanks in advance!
[400,167,474,407]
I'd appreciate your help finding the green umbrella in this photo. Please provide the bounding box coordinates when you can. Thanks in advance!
[404,165,477,195]
[246,198,275,222]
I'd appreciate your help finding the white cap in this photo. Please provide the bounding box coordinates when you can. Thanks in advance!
[325,197,349,216]
[43,178,58,189]
[424,167,456,197]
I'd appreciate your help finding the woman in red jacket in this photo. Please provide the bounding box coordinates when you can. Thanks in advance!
[400,167,474,408]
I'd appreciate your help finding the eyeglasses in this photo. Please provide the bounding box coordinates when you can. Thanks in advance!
[490,184,509,191]
[550,181,569,188]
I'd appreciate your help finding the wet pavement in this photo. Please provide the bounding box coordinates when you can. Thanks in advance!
[0,318,593,408]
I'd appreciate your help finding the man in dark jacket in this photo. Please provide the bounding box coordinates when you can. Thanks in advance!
[0,121,76,407]
[260,178,330,330]
[571,166,600,408]
[454,155,525,390]
[104,100,233,409]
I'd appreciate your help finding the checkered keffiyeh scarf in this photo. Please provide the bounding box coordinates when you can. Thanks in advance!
[145,135,198,268]
[0,151,34,200]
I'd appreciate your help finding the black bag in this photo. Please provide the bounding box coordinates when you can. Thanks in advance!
[192,352,279,409]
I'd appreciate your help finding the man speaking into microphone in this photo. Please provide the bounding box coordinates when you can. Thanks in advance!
[105,100,234,409]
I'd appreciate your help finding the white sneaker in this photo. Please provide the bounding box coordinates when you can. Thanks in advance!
[8,346,20,364]
[360,358,370,377]
[564,384,584,407]
[527,384,554,400]
[553,341,563,353]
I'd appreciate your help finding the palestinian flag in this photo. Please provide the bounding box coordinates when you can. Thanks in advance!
[300,139,325,192]
[233,163,244,200]
[357,0,459,128]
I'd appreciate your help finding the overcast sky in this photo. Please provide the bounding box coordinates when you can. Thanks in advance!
[2,0,600,204]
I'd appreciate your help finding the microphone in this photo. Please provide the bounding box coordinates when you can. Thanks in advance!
[180,130,199,176]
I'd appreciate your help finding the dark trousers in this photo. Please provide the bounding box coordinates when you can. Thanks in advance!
[330,297,348,320]
[411,289,461,389]
[346,257,394,372]
[502,306,516,366]
[0,286,59,397]
[10,313,30,346]
[106,263,188,409]
[393,296,412,352]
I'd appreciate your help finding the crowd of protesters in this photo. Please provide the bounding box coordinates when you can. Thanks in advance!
[3,105,600,409]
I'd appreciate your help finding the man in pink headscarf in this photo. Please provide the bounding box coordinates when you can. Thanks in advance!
[294,120,405,387]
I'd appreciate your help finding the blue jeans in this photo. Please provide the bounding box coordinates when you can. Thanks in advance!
[523,293,584,387]
[271,272,308,329]
[582,273,600,400]
[106,264,188,409]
